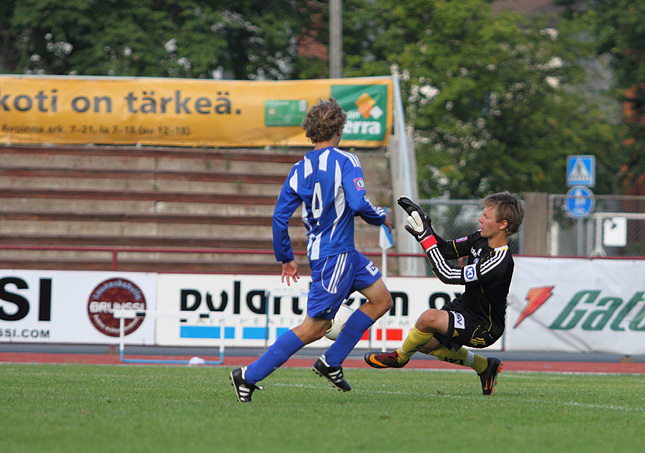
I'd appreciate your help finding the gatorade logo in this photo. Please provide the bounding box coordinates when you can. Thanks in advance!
[331,84,388,141]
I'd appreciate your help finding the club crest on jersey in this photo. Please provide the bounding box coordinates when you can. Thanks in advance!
[353,177,365,190]
[464,264,478,282]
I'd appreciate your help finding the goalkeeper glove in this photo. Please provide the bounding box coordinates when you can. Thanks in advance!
[405,210,437,252]
[397,196,432,228]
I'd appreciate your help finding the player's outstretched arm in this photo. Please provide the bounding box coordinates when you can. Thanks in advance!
[403,210,464,284]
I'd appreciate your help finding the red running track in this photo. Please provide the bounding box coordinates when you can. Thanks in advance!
[1,352,644,374]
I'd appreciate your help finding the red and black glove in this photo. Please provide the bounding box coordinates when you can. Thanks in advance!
[397,196,437,251]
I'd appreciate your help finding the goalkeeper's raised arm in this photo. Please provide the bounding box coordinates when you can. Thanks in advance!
[398,195,515,286]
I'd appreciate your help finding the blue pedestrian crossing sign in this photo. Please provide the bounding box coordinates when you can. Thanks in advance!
[566,155,595,187]
[565,186,595,218]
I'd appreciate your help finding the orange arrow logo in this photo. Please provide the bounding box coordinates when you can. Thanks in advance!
[514,286,554,328]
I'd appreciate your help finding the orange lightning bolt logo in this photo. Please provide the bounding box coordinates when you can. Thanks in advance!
[514,286,554,328]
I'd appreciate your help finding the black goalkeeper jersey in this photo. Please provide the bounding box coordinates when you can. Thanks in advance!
[426,230,514,330]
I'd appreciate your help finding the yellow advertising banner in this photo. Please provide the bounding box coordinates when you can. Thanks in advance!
[0,75,392,148]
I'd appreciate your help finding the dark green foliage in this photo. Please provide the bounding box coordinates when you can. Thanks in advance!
[0,0,320,80]
[0,0,640,195]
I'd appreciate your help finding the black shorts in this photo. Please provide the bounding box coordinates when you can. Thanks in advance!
[433,298,503,351]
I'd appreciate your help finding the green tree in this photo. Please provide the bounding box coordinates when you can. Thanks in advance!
[0,0,633,197]
[0,0,321,80]
[343,0,623,197]
[589,0,644,191]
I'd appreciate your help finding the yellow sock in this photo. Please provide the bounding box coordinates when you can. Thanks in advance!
[472,353,488,374]
[396,327,434,364]
[429,346,489,374]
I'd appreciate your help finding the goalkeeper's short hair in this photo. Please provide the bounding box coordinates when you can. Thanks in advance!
[484,192,524,236]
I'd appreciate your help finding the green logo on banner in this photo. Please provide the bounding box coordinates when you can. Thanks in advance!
[331,84,387,141]
[265,99,308,127]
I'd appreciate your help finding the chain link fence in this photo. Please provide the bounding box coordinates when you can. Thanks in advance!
[417,198,525,255]
[417,195,645,258]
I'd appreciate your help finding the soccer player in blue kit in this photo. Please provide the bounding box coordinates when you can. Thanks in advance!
[230,96,393,402]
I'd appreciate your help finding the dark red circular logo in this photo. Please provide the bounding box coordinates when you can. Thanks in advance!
[87,278,146,337]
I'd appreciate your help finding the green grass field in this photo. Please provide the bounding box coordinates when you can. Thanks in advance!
[2,363,643,453]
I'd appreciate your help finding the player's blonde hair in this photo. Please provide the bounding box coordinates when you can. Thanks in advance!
[484,192,524,236]
[302,96,347,144]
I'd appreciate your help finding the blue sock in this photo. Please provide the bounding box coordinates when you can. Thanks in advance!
[325,309,374,367]
[245,329,304,384]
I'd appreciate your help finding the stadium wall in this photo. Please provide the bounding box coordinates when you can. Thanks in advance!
[1,256,643,354]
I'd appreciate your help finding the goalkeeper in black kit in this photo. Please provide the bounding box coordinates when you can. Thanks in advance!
[364,192,524,395]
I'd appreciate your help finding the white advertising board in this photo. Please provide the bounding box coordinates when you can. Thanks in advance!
[4,256,642,354]
[155,273,467,350]
[506,257,645,354]
[0,270,156,344]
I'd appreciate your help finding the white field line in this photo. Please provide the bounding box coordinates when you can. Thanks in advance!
[272,379,645,414]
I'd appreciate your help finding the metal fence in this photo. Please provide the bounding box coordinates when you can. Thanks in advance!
[418,195,645,258]
[547,194,645,258]
[418,198,524,255]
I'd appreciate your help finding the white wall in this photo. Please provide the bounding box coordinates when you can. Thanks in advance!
[2,256,643,354]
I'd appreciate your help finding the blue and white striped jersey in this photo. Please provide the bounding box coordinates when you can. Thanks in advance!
[272,146,386,262]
